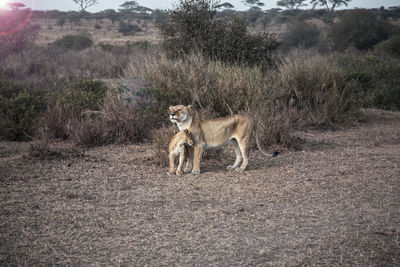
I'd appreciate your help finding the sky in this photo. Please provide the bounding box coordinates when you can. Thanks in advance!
[14,0,400,12]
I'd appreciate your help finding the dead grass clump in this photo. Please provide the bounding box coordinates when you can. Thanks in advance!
[276,51,360,126]
[255,109,302,151]
[125,51,305,150]
[151,126,177,166]
[66,92,153,146]
[26,139,83,160]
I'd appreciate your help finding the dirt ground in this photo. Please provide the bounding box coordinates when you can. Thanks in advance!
[1,109,399,265]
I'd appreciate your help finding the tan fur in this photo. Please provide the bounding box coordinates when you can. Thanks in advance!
[169,105,277,174]
[168,129,193,175]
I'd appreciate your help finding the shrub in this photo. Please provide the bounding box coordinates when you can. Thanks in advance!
[375,34,400,58]
[51,34,94,51]
[338,54,400,110]
[65,90,154,146]
[281,21,320,50]
[125,51,360,150]
[118,21,142,36]
[276,52,360,125]
[0,80,45,141]
[41,79,108,139]
[329,9,392,51]
[159,0,279,69]
[126,40,151,50]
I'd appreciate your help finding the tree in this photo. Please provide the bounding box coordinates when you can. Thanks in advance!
[102,9,119,24]
[246,7,263,27]
[119,1,152,22]
[118,21,143,35]
[119,1,138,12]
[72,0,99,12]
[277,0,307,10]
[8,2,26,10]
[329,9,391,50]
[119,1,152,14]
[214,2,234,9]
[56,16,67,29]
[310,0,351,13]
[159,0,279,68]
[242,0,264,8]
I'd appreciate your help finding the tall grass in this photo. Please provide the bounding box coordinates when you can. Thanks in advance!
[125,51,360,152]
[276,51,360,126]
[0,45,148,87]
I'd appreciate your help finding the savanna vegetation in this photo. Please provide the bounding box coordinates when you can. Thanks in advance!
[1,1,400,266]
[1,0,400,151]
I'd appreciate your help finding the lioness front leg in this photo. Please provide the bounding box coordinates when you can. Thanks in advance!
[184,146,194,173]
[168,153,175,175]
[191,145,203,175]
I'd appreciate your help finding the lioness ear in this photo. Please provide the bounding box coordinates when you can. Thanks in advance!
[184,129,189,134]
[185,105,192,111]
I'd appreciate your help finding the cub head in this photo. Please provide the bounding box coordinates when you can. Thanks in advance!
[183,129,193,146]
[169,105,191,124]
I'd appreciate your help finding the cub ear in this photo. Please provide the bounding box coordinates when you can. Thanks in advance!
[185,105,192,111]
[169,106,174,111]
[184,129,189,134]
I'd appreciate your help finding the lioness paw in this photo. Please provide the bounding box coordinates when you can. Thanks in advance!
[191,170,200,175]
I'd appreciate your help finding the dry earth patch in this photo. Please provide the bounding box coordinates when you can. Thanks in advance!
[1,109,399,265]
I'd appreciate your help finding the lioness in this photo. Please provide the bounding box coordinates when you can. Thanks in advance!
[169,105,278,174]
[168,129,194,175]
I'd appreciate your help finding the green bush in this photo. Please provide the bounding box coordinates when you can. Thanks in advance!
[55,78,108,111]
[338,54,400,110]
[42,79,108,139]
[329,9,391,51]
[375,34,400,58]
[51,35,94,51]
[126,40,151,50]
[281,21,320,50]
[0,80,45,141]
[276,53,360,125]
[118,21,143,36]
[159,0,279,69]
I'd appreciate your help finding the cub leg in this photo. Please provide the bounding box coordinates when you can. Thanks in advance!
[227,139,243,170]
[191,145,203,175]
[176,146,186,175]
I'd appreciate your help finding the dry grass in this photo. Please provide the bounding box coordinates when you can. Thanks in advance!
[32,18,160,46]
[1,109,399,265]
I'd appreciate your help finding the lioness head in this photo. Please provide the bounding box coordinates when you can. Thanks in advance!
[183,129,194,146]
[169,105,191,123]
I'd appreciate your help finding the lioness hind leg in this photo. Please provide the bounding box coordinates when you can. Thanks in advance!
[236,140,249,172]
[227,139,242,170]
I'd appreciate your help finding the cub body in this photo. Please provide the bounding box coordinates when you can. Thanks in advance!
[168,129,193,175]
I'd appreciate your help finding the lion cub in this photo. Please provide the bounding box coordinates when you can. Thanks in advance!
[168,129,194,175]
